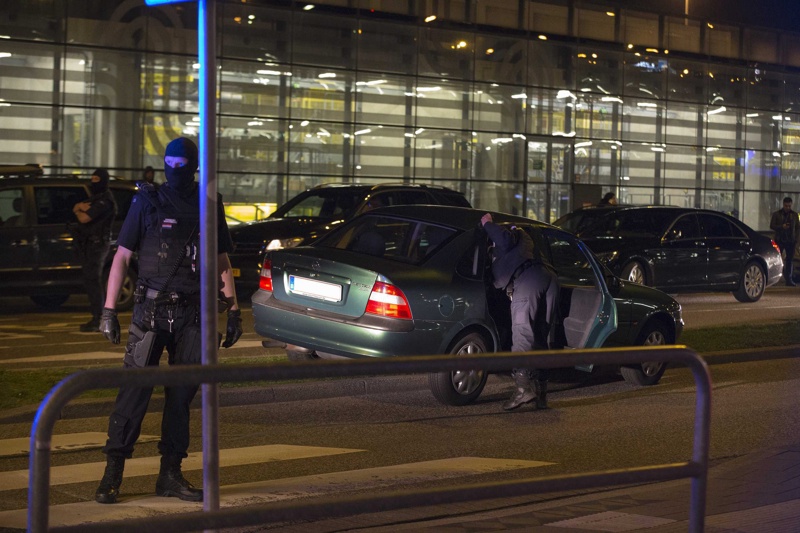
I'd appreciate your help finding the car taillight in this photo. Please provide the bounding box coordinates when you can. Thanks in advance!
[365,281,412,320]
[259,258,273,292]
[772,240,782,254]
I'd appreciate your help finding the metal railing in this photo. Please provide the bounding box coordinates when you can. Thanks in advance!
[29,345,711,533]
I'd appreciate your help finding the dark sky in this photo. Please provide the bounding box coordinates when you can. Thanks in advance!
[619,0,800,32]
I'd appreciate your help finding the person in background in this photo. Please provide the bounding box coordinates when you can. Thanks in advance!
[142,166,155,185]
[597,192,617,206]
[481,213,560,411]
[72,168,117,332]
[94,137,243,504]
[770,196,800,286]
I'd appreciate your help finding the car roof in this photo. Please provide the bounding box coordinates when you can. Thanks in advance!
[363,204,556,231]
[307,182,465,194]
[0,173,138,190]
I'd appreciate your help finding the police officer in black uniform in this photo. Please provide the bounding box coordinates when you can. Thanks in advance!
[95,137,243,504]
[481,213,560,411]
[72,168,117,332]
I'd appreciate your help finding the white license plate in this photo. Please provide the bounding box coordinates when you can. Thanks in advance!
[289,275,342,302]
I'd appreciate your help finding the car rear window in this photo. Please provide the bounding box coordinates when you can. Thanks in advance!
[317,215,459,265]
[271,189,364,219]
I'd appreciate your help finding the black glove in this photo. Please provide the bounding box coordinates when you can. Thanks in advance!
[100,307,120,344]
[222,309,243,348]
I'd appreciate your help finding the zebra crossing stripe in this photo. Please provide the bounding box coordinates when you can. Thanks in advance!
[0,432,159,458]
[0,444,364,492]
[0,456,553,529]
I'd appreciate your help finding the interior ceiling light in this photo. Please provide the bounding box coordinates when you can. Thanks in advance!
[424,15,436,22]
[303,4,315,10]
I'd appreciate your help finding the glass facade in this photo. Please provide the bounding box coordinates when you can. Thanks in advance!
[2,0,800,229]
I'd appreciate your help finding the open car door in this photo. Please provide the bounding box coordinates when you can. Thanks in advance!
[538,227,618,355]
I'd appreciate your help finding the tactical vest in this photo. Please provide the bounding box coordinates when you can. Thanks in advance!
[136,187,200,293]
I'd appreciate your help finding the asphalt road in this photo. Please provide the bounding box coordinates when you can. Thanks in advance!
[0,288,798,530]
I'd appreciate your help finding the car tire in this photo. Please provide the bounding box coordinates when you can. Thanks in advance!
[621,260,647,285]
[734,261,766,303]
[428,332,489,406]
[620,321,670,386]
[286,349,319,362]
[30,294,70,309]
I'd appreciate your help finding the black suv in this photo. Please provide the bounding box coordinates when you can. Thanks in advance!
[0,165,139,310]
[229,183,471,293]
[554,205,784,302]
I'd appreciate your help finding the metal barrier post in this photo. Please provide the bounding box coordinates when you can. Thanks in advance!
[28,346,711,533]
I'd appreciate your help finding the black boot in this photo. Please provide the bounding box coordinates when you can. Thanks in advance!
[155,455,203,502]
[534,379,549,410]
[503,369,536,410]
[80,317,101,332]
[95,455,125,504]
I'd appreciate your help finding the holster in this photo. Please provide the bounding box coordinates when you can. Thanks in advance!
[129,322,157,368]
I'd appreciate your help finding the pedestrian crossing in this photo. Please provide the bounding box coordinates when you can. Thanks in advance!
[0,432,554,529]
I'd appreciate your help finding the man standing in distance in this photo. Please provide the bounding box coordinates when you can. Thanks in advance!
[95,137,243,504]
[770,196,800,286]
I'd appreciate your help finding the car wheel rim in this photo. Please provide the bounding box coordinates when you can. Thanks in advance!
[451,341,485,395]
[628,263,644,284]
[642,330,665,376]
[744,265,764,298]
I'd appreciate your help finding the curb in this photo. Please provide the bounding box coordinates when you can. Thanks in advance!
[3,344,799,425]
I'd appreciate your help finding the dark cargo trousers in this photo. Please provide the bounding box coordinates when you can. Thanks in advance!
[102,300,202,460]
[509,263,560,381]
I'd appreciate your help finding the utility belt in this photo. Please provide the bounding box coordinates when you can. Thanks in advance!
[505,259,534,301]
[134,283,201,307]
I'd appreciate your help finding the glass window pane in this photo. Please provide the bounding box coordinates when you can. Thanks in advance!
[218,115,285,175]
[0,41,58,105]
[662,144,697,190]
[63,49,143,109]
[667,58,707,102]
[470,133,524,182]
[290,67,355,123]
[745,113,779,152]
[219,60,288,119]
[528,88,574,136]
[624,52,667,100]
[747,67,784,111]
[575,95,621,140]
[0,104,54,166]
[576,47,622,96]
[292,11,357,69]
[474,35,527,85]
[220,4,291,63]
[706,107,740,149]
[529,41,574,89]
[619,142,663,189]
[413,130,471,183]
[0,0,60,41]
[357,20,417,75]
[288,120,351,178]
[356,75,414,127]
[472,82,526,132]
[782,112,800,152]
[621,98,664,143]
[418,27,473,79]
[665,101,701,145]
[352,125,407,178]
[142,55,198,113]
[414,79,470,130]
[743,149,780,192]
[708,63,746,108]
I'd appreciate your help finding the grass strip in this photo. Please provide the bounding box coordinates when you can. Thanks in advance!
[2,321,799,411]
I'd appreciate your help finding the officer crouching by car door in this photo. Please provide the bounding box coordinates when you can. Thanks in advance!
[481,213,560,411]
[95,137,243,504]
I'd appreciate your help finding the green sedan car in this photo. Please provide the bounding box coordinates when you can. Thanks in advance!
[252,206,684,406]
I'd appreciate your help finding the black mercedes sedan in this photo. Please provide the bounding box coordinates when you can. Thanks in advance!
[554,205,783,302]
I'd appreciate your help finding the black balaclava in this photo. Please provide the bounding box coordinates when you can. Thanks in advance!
[90,168,110,196]
[164,137,199,196]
